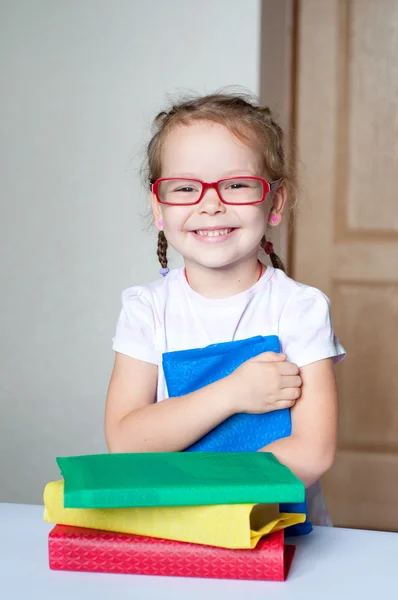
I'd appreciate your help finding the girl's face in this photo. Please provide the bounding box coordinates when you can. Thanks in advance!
[152,120,284,271]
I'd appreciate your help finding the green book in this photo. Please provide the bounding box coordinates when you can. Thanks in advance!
[57,452,305,509]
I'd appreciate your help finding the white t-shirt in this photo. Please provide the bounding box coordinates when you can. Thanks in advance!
[113,265,345,400]
[112,265,346,526]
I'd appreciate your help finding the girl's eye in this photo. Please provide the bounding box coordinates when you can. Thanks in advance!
[174,186,196,193]
[223,180,253,191]
[228,183,249,190]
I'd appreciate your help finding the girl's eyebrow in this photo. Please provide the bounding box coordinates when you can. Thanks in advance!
[164,169,259,179]
[164,173,199,179]
[221,169,259,177]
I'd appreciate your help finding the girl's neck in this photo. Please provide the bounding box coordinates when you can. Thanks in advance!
[184,256,264,299]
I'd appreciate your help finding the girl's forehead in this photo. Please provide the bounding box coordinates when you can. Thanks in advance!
[160,120,263,176]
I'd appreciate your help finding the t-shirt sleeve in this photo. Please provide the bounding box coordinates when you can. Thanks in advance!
[279,287,346,368]
[112,288,159,365]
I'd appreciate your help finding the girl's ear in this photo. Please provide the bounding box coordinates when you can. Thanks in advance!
[151,192,163,229]
[268,182,287,226]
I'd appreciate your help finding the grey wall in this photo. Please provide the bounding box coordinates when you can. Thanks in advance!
[0,0,260,504]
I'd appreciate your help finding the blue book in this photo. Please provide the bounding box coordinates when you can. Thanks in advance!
[162,335,312,536]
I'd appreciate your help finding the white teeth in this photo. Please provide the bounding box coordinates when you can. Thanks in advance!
[195,228,233,237]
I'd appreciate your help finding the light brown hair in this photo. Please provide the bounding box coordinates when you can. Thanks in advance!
[145,92,297,272]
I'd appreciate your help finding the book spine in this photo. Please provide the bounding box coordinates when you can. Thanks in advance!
[49,526,288,581]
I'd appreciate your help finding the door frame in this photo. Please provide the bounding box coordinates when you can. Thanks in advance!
[259,0,298,272]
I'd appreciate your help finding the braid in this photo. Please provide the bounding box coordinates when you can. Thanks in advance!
[269,252,286,272]
[260,235,285,273]
[157,231,168,269]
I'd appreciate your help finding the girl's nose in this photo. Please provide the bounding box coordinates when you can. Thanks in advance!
[197,188,226,215]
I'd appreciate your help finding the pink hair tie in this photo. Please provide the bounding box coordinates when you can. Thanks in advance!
[264,241,274,255]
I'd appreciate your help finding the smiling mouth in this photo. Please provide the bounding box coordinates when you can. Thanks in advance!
[194,228,235,237]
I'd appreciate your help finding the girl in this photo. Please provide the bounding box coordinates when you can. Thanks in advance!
[105,92,345,526]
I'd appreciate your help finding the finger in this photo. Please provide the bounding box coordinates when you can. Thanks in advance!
[278,387,302,401]
[280,375,302,389]
[277,362,300,376]
[252,352,287,363]
[275,399,297,410]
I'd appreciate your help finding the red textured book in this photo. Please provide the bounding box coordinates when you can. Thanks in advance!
[48,525,296,582]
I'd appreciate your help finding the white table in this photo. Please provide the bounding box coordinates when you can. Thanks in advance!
[1,503,397,600]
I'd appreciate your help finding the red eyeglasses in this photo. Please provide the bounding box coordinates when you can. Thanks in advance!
[151,176,282,206]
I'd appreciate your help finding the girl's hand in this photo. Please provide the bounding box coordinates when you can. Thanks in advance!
[228,352,302,414]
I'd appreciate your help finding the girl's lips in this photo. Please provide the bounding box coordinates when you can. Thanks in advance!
[190,227,238,244]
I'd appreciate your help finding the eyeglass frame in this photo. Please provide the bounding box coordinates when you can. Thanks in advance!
[151,176,282,206]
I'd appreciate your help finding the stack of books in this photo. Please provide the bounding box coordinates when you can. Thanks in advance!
[44,452,306,581]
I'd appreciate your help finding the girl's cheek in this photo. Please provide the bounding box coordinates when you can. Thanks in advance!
[238,207,268,228]
[164,208,193,230]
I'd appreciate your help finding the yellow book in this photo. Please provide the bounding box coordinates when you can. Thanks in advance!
[43,480,305,549]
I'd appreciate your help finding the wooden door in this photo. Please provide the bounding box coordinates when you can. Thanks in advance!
[292,0,398,531]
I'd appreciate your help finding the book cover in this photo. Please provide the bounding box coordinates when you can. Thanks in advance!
[49,525,295,582]
[56,451,305,509]
[163,335,292,453]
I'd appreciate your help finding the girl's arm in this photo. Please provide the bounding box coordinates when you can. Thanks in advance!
[105,352,237,453]
[105,350,298,453]
[259,357,338,488]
